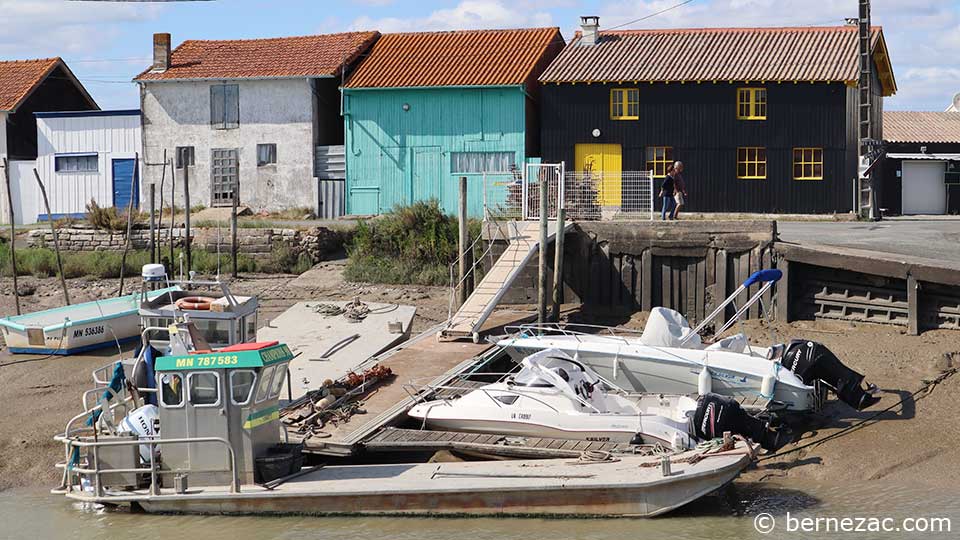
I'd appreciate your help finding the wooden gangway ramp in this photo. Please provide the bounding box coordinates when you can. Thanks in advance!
[441,221,568,342]
[363,427,647,459]
[292,310,534,456]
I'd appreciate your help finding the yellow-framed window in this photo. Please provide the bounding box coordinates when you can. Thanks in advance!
[793,147,824,180]
[610,88,639,120]
[737,87,767,120]
[737,147,767,179]
[645,146,673,177]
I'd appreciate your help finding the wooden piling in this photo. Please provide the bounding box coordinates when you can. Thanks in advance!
[168,159,176,273]
[33,168,70,305]
[156,150,167,264]
[231,190,239,279]
[149,183,156,264]
[183,160,191,274]
[458,176,468,307]
[907,274,919,336]
[550,208,566,322]
[537,177,548,325]
[118,152,139,296]
[2,158,20,315]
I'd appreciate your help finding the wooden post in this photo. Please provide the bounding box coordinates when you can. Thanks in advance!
[168,159,176,273]
[33,168,70,305]
[149,183,156,265]
[231,190,239,279]
[907,274,919,336]
[537,176,549,325]
[2,158,20,315]
[156,151,167,264]
[458,176,468,307]
[551,208,566,322]
[183,160,191,274]
[117,153,139,296]
[776,258,791,323]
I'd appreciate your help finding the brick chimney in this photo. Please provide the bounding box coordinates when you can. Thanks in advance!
[580,16,599,46]
[152,33,171,73]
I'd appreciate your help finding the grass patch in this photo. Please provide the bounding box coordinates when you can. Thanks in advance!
[344,200,481,286]
[0,243,308,279]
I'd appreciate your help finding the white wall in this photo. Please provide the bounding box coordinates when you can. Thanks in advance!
[0,111,7,225]
[140,78,317,213]
[34,113,142,220]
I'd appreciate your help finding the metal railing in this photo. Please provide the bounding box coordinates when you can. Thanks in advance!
[482,166,655,222]
[55,434,240,497]
[501,322,645,345]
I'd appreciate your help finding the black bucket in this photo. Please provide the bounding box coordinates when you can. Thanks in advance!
[270,442,305,473]
[255,453,294,484]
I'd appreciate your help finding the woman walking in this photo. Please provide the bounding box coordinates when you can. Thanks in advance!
[659,164,676,220]
[671,161,688,220]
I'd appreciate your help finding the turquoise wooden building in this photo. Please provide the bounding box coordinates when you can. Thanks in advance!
[343,28,563,217]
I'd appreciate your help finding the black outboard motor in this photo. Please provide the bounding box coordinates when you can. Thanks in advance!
[782,340,879,411]
[693,393,782,451]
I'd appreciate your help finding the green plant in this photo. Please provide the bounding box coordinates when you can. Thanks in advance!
[85,199,136,232]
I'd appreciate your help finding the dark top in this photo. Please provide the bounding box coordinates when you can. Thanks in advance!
[660,174,675,196]
[673,173,687,195]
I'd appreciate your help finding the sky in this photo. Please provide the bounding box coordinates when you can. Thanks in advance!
[0,0,957,111]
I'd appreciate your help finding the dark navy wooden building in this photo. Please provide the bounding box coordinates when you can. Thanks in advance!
[881,111,960,215]
[538,19,896,214]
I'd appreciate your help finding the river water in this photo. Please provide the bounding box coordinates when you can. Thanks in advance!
[1,481,955,540]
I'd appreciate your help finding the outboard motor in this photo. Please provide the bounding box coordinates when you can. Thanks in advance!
[693,393,782,451]
[781,340,879,411]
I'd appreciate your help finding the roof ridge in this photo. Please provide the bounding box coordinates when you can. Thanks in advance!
[179,30,378,46]
[380,26,560,37]
[595,25,881,35]
[0,57,61,65]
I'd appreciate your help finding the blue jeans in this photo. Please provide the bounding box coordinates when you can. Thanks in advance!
[661,195,677,220]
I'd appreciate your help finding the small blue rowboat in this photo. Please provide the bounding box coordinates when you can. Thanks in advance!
[0,287,180,355]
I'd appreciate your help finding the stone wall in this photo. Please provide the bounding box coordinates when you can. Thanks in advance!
[25,225,344,263]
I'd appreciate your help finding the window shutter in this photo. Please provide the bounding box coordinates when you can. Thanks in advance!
[210,85,224,127]
[225,85,240,128]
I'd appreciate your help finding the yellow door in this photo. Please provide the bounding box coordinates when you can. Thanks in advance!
[575,143,622,206]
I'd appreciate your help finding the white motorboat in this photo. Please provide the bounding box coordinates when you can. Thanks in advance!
[408,349,781,450]
[498,270,877,412]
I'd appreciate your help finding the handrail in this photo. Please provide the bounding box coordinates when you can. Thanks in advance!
[56,434,240,496]
[445,221,505,324]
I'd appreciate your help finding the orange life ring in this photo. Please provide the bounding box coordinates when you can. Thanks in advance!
[175,296,216,311]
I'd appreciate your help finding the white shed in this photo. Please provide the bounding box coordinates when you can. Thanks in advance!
[34,110,142,221]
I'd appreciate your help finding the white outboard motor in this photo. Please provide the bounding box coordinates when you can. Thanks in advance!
[118,404,160,462]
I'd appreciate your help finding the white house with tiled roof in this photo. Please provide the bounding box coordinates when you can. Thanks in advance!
[134,31,378,217]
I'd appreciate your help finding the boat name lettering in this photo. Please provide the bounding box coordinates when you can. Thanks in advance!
[174,355,240,368]
[511,412,532,420]
[586,437,611,442]
[261,347,289,364]
[73,325,105,338]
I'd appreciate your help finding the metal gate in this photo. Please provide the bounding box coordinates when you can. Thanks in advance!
[211,148,239,207]
[522,162,564,220]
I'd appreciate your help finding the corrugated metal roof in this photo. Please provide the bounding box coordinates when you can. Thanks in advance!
[345,27,563,88]
[0,58,60,112]
[884,111,960,144]
[539,26,895,96]
[134,32,379,82]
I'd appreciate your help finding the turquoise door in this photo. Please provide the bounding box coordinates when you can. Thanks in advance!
[112,159,138,209]
[412,147,442,208]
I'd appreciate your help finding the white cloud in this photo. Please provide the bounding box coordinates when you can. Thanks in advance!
[350,0,554,32]
[0,0,161,58]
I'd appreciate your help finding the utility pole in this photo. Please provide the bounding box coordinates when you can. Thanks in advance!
[857,0,879,220]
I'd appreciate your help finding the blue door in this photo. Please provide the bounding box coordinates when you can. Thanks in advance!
[112,159,139,210]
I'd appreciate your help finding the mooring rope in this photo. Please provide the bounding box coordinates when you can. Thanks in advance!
[758,367,958,462]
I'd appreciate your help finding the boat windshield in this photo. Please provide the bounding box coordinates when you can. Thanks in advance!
[511,355,586,388]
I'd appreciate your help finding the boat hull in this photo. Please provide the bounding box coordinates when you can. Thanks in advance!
[502,338,816,411]
[68,443,754,518]
[0,287,179,355]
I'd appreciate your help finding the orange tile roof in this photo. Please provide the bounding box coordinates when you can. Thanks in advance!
[0,58,61,112]
[345,27,564,88]
[135,32,380,82]
[884,111,960,144]
[540,25,896,96]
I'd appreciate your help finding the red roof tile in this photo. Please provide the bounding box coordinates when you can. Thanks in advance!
[0,58,60,112]
[345,27,564,88]
[135,32,380,82]
[884,111,960,144]
[540,26,896,96]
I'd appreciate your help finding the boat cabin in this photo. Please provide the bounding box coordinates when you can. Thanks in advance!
[139,264,258,351]
[154,341,294,485]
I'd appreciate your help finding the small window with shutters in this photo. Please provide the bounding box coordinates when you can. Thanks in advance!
[210,84,239,129]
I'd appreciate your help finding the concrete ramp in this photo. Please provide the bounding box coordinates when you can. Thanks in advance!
[440,221,567,342]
